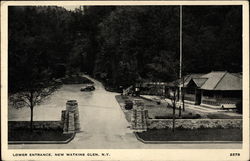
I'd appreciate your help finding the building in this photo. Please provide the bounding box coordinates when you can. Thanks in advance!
[136,82,167,96]
[167,71,242,106]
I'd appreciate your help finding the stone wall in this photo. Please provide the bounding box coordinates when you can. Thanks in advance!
[147,119,242,129]
[9,121,62,130]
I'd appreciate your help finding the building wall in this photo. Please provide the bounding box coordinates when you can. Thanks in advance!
[164,86,242,106]
[201,90,242,106]
[184,93,196,102]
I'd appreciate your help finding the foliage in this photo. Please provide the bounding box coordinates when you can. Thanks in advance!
[124,99,133,110]
[154,113,201,119]
[94,6,242,89]
[9,6,242,91]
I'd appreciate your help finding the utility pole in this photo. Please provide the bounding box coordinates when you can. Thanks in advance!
[179,5,182,108]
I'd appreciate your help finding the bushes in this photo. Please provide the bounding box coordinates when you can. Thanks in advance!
[155,113,201,119]
[124,99,133,110]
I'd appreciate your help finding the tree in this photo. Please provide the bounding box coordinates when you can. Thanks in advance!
[8,7,64,131]
[10,69,61,131]
[96,6,180,88]
[169,85,178,132]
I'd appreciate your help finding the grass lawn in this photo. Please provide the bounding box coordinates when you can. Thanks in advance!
[115,95,242,120]
[115,95,202,120]
[8,128,74,142]
[137,128,242,141]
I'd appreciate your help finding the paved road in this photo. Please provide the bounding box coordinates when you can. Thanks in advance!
[8,75,241,149]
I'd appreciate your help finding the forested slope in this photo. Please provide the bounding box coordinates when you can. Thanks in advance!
[8,6,242,92]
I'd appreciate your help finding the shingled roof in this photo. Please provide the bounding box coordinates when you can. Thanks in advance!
[192,78,208,87]
[169,73,204,87]
[187,71,242,90]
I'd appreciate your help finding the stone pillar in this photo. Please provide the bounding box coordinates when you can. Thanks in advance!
[66,100,80,132]
[131,109,137,129]
[61,100,81,134]
[131,108,147,132]
[74,108,80,132]
[67,111,75,133]
[61,110,68,133]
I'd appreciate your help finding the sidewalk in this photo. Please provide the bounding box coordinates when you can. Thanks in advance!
[140,95,223,113]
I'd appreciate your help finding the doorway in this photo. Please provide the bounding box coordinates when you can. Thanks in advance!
[195,89,202,105]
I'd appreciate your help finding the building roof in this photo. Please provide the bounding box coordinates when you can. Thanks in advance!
[206,72,242,90]
[188,71,242,91]
[182,74,204,86]
[168,71,242,91]
[192,78,208,87]
[168,73,203,87]
[200,71,226,90]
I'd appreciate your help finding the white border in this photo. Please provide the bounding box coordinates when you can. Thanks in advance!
[1,1,249,160]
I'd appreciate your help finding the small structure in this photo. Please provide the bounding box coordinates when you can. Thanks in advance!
[61,100,80,134]
[131,99,147,132]
[136,82,167,96]
[167,71,242,106]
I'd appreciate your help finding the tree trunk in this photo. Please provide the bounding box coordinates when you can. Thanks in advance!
[30,106,33,132]
[30,91,34,132]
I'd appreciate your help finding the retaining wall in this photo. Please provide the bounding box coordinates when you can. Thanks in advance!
[147,119,242,129]
[8,121,62,130]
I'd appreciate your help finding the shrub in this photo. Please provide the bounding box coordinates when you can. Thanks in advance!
[125,100,133,110]
[182,114,201,119]
[154,114,201,119]
[155,116,173,119]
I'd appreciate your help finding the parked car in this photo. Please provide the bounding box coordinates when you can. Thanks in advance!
[80,85,95,91]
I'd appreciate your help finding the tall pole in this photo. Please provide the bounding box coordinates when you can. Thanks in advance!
[179,5,182,105]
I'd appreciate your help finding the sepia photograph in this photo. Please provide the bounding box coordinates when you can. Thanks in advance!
[1,1,249,160]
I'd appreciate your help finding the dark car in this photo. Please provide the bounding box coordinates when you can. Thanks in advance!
[80,85,95,91]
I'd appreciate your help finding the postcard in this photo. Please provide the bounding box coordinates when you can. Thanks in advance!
[1,1,249,160]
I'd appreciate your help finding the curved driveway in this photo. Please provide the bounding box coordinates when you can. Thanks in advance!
[8,75,241,149]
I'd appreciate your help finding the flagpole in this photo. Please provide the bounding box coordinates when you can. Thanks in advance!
[179,5,182,107]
